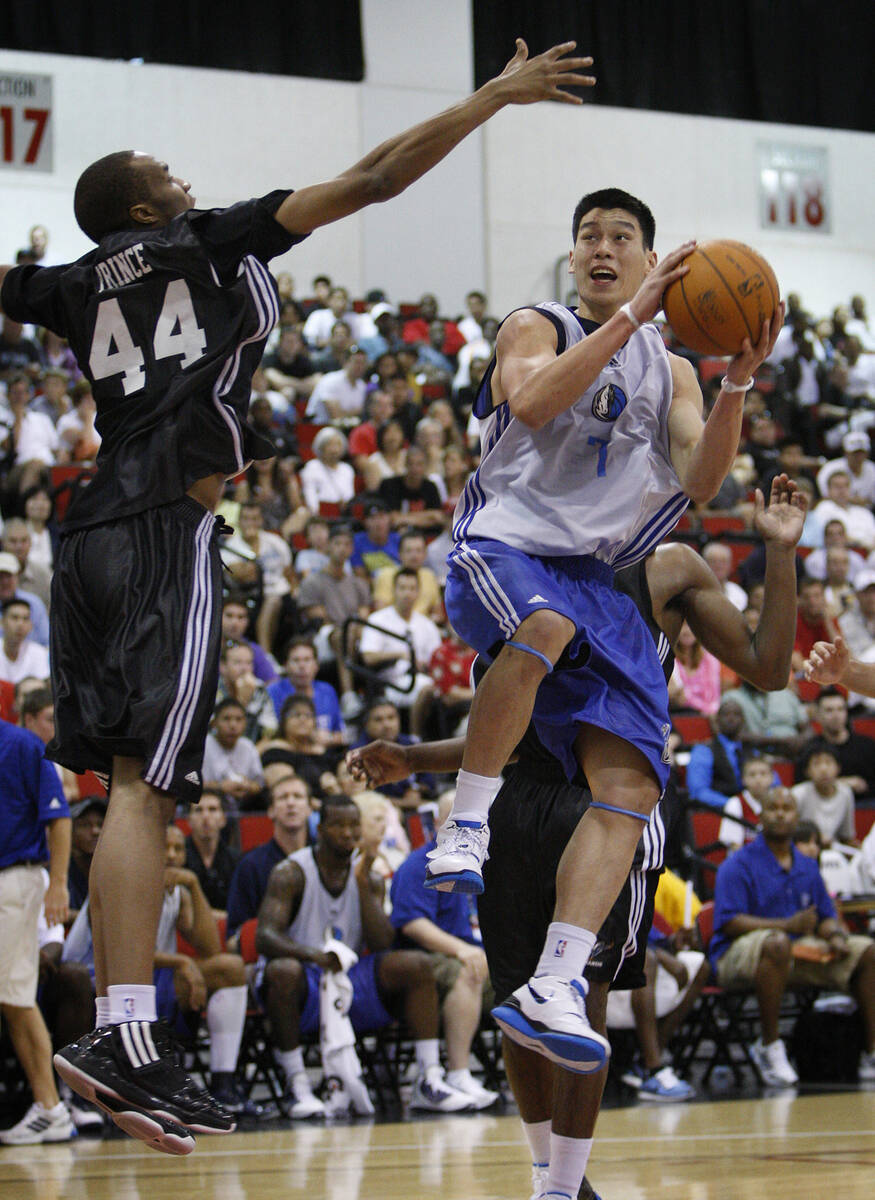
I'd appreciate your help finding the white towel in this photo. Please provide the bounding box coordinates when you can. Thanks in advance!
[319,937,374,1116]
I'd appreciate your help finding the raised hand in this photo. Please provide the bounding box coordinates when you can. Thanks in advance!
[493,39,596,106]
[629,241,697,324]
[752,473,808,548]
[346,740,411,787]
[725,300,786,387]
[804,636,850,687]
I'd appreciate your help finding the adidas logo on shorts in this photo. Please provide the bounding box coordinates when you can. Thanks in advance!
[185,771,201,785]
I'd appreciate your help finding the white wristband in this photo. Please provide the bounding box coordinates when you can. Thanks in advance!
[721,375,755,394]
[619,302,641,331]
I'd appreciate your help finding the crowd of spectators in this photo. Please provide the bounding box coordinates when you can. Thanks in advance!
[2,223,875,1142]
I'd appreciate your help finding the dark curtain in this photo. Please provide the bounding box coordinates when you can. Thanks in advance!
[0,1,364,82]
[474,0,874,133]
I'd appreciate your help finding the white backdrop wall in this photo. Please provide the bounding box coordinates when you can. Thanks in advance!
[483,102,875,320]
[1,0,873,323]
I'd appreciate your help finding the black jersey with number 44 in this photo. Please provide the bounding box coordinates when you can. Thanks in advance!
[0,190,304,530]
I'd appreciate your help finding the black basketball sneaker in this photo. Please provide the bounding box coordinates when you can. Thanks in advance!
[54,1022,235,1152]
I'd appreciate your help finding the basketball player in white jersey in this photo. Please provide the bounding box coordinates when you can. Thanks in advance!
[426,187,783,1070]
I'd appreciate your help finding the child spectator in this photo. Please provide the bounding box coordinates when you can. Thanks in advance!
[792,746,858,847]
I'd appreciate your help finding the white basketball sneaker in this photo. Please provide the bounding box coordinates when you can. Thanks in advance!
[492,975,610,1074]
[529,1163,549,1200]
[424,819,489,893]
[0,1101,76,1144]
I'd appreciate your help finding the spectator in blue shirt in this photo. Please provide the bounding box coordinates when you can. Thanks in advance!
[267,637,344,747]
[0,720,74,1144]
[226,774,312,939]
[0,552,50,647]
[711,786,875,1087]
[686,699,745,810]
[389,792,498,1109]
[350,501,401,579]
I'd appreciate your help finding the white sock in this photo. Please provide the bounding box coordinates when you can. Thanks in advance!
[206,986,247,1073]
[414,1038,440,1073]
[95,996,110,1028]
[275,1047,305,1083]
[450,769,502,824]
[522,1117,552,1167]
[547,1132,593,1198]
[106,984,157,1024]
[536,922,597,983]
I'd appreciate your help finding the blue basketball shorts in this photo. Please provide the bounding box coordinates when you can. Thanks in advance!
[445,537,670,789]
[255,952,393,1037]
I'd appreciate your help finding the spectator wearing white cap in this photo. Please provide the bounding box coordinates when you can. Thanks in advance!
[0,551,49,647]
[838,570,875,660]
[816,431,875,506]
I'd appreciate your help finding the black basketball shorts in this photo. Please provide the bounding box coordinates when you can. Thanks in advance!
[478,767,660,1002]
[48,497,224,805]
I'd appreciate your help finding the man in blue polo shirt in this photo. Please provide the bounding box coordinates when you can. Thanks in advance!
[711,786,875,1087]
[389,793,498,1109]
[0,719,74,1144]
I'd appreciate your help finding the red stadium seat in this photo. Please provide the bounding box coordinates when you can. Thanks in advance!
[854,717,875,739]
[856,807,875,841]
[76,770,107,798]
[239,815,274,852]
[701,515,746,536]
[672,714,712,744]
[772,760,795,787]
[295,422,324,461]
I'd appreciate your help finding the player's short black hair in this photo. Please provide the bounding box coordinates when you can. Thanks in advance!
[2,596,31,616]
[319,794,359,825]
[572,188,655,250]
[74,151,148,243]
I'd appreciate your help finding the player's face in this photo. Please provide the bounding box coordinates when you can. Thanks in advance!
[319,809,362,859]
[165,825,187,867]
[760,789,797,838]
[73,809,104,856]
[132,154,195,222]
[570,208,656,317]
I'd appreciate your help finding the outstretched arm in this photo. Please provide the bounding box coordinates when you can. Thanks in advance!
[805,636,875,699]
[667,475,806,690]
[667,304,784,503]
[274,40,594,236]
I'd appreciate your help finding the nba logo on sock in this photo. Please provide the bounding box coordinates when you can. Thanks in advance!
[554,939,567,957]
[124,998,135,1016]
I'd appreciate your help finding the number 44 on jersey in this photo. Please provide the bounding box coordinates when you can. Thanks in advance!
[89,279,207,395]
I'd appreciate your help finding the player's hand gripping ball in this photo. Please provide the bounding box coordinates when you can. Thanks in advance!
[663,239,779,356]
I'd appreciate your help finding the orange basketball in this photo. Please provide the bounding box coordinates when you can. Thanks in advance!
[662,239,779,357]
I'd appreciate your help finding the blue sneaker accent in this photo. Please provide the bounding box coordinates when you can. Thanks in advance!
[423,867,485,894]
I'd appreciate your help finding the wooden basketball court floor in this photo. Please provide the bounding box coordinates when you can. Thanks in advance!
[2,1090,873,1200]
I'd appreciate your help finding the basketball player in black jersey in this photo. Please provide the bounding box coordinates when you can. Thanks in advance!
[0,40,595,1155]
[349,475,805,1200]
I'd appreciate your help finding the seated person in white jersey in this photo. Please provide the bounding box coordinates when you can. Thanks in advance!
[428,187,783,1075]
[350,474,804,1200]
[0,40,596,1156]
